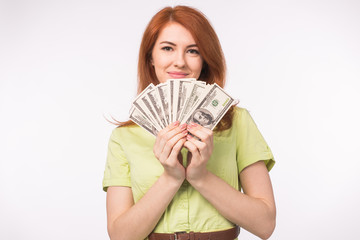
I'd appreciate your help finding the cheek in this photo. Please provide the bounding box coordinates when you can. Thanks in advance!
[189,58,203,74]
[154,58,166,67]
[152,51,172,68]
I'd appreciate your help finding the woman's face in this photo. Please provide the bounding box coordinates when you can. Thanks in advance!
[151,22,203,83]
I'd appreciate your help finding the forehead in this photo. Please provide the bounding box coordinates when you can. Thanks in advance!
[156,22,196,44]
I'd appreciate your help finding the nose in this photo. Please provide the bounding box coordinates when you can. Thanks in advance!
[174,51,185,68]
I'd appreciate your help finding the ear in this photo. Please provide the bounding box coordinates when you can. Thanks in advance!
[150,56,154,66]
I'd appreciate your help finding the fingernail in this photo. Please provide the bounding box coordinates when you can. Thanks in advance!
[190,122,197,127]
[180,123,187,130]
[173,121,180,126]
[182,130,188,135]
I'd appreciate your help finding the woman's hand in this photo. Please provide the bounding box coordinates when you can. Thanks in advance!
[153,121,188,183]
[184,122,214,183]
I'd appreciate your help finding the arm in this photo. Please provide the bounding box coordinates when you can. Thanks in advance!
[106,122,188,240]
[188,161,276,239]
[185,123,276,240]
[106,175,182,240]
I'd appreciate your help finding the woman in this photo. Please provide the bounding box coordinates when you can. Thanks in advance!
[103,6,276,240]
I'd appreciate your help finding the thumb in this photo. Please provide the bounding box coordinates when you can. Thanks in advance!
[177,153,183,165]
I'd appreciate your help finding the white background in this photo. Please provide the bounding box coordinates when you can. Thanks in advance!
[1,0,360,239]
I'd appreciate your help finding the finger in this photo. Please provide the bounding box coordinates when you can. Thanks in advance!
[187,122,213,144]
[155,121,182,157]
[158,123,187,151]
[160,130,188,162]
[184,140,201,160]
[154,121,179,157]
[163,121,181,133]
[186,134,207,155]
[156,121,180,146]
[168,138,187,161]
[187,151,192,166]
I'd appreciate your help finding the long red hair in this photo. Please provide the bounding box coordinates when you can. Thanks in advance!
[120,5,235,131]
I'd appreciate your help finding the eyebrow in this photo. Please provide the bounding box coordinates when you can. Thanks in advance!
[159,41,198,48]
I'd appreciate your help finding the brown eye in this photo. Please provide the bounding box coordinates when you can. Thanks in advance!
[187,49,199,55]
[162,46,173,51]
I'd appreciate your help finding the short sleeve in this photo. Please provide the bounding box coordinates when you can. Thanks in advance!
[235,108,275,173]
[102,128,131,192]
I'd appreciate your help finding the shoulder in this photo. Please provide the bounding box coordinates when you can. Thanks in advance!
[213,107,249,138]
[109,125,137,143]
[233,106,251,117]
[110,125,154,145]
[111,125,141,137]
[231,106,264,137]
[232,107,253,127]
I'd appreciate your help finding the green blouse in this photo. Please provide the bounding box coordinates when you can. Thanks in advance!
[103,107,275,235]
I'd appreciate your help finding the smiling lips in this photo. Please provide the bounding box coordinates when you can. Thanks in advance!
[167,71,189,78]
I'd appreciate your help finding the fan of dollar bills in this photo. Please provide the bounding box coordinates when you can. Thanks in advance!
[129,78,234,136]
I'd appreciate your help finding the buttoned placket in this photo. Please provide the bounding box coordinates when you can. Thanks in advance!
[175,147,190,231]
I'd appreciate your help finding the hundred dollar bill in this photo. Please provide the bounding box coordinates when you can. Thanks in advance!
[132,83,162,130]
[172,79,179,122]
[181,83,234,130]
[178,81,209,122]
[147,87,167,128]
[176,78,196,122]
[129,106,159,136]
[168,80,174,123]
[141,95,165,129]
[157,83,170,126]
